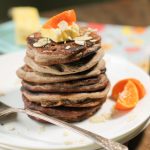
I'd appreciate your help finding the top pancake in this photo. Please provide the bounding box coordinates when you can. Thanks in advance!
[26,27,101,65]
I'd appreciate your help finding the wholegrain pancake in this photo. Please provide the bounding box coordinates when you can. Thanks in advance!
[16,15,110,124]
[25,49,104,75]
[23,95,106,107]
[21,82,110,107]
[26,27,101,65]
[23,96,104,122]
[16,60,106,84]
[62,98,106,107]
[22,74,108,93]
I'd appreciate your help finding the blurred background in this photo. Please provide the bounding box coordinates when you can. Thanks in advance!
[0,0,150,72]
[0,0,150,71]
[0,0,150,26]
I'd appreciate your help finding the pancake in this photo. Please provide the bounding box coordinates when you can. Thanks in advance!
[26,27,101,65]
[25,49,104,75]
[21,82,110,107]
[23,96,103,122]
[23,95,106,108]
[21,74,108,93]
[62,98,106,107]
[16,23,110,123]
[16,60,106,84]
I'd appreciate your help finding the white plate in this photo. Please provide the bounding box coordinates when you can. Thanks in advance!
[1,119,149,150]
[0,52,150,150]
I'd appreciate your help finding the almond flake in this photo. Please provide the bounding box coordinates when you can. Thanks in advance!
[33,38,51,47]
[87,27,97,32]
[90,39,97,42]
[75,40,85,45]
[65,46,71,49]
[74,35,92,41]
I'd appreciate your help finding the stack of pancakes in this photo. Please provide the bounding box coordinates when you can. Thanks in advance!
[17,27,110,122]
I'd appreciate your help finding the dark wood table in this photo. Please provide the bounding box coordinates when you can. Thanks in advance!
[41,1,150,150]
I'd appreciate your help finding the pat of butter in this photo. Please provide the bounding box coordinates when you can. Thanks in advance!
[41,21,79,42]
[10,7,40,45]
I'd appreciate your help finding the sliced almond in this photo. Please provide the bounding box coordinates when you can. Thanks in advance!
[33,38,51,47]
[90,39,97,42]
[65,45,71,49]
[74,35,92,41]
[87,27,97,32]
[75,40,85,45]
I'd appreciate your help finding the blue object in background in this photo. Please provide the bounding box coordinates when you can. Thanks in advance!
[0,18,46,53]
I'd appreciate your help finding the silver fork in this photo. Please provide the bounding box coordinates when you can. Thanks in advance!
[0,101,128,150]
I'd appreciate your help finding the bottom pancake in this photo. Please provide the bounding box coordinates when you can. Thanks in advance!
[23,96,104,122]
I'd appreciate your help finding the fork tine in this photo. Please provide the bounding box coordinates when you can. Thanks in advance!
[0,109,14,118]
[0,101,12,113]
[0,102,15,118]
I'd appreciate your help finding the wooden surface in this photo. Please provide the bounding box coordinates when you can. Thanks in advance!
[41,0,150,26]
[41,1,150,150]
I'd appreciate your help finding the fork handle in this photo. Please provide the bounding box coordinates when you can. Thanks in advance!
[17,108,127,150]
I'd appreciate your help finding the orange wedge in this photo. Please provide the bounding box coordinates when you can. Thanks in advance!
[115,80,139,110]
[43,10,76,29]
[111,80,127,101]
[111,78,146,100]
[130,78,146,99]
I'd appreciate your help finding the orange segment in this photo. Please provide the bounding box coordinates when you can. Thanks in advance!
[111,80,127,100]
[115,80,139,110]
[43,10,76,29]
[111,78,145,100]
[130,78,146,99]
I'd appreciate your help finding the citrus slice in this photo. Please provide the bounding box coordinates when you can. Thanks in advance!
[111,80,127,101]
[111,78,146,100]
[43,10,76,29]
[115,80,139,110]
[129,78,146,99]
